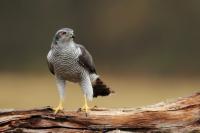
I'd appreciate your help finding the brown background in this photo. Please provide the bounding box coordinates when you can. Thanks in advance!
[0,0,199,110]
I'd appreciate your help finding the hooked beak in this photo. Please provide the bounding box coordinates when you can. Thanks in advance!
[71,35,75,38]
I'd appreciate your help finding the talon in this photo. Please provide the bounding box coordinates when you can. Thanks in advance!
[53,100,64,114]
[81,95,90,113]
[81,103,90,113]
[53,105,63,114]
[91,105,98,111]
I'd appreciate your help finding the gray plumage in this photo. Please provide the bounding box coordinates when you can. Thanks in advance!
[47,28,112,102]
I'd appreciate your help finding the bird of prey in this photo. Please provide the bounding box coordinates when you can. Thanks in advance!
[47,28,113,113]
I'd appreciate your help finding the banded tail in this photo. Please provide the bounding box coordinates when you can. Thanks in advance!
[92,78,114,97]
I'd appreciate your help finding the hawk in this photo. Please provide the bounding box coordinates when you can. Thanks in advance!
[47,28,113,113]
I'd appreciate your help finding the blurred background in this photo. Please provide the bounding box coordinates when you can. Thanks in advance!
[0,0,199,110]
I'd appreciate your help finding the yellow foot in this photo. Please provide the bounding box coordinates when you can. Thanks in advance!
[53,100,64,114]
[81,95,90,113]
[81,104,90,113]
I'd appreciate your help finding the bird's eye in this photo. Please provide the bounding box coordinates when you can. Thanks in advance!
[62,32,66,35]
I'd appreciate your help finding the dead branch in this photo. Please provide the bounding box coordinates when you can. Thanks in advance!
[0,92,199,133]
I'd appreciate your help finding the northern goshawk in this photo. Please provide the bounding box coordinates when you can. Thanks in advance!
[47,28,113,113]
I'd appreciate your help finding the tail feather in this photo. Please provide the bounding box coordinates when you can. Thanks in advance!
[92,78,114,97]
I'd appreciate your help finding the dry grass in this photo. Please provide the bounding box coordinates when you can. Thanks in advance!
[0,72,199,110]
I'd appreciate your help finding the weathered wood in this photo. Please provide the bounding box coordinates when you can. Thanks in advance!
[0,92,199,133]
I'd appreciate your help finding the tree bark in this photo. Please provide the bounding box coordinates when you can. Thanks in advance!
[0,92,199,133]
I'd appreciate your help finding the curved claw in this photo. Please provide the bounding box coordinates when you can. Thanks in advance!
[81,103,90,113]
[54,100,64,114]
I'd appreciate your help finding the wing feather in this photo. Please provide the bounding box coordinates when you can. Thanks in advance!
[77,44,96,74]
[47,50,55,75]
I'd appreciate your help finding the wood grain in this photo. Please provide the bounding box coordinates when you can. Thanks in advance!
[0,92,199,132]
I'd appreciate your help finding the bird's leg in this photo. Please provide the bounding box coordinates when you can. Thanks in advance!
[79,73,93,113]
[54,77,66,114]
[81,95,89,112]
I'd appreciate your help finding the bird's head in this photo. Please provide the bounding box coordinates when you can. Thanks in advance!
[53,28,75,44]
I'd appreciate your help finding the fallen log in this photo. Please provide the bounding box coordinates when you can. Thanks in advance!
[0,92,199,132]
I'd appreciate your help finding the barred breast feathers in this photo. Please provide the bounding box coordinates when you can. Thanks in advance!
[47,50,55,75]
[47,42,85,82]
